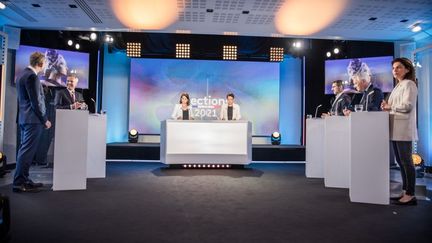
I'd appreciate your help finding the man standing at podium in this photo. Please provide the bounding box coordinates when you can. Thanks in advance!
[14,52,52,192]
[54,73,86,110]
[323,80,351,116]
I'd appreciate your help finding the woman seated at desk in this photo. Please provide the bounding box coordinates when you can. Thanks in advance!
[220,93,241,120]
[171,92,194,120]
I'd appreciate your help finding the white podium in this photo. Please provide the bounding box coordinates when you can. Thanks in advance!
[305,118,324,178]
[349,112,389,205]
[160,120,252,165]
[324,116,350,188]
[53,110,88,191]
[87,114,107,178]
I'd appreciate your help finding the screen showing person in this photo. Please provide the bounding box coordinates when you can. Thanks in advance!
[171,93,194,120]
[54,74,87,110]
[220,93,241,120]
[15,45,90,89]
[324,56,393,95]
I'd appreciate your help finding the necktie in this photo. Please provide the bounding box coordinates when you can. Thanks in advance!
[71,91,75,103]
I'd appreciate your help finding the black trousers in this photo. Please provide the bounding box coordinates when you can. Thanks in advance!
[13,123,43,186]
[392,141,416,196]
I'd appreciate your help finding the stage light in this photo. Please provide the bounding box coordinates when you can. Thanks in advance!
[271,132,281,145]
[67,40,73,46]
[270,47,284,62]
[292,41,302,48]
[411,24,422,32]
[128,129,139,143]
[223,45,237,60]
[175,43,190,59]
[90,32,97,41]
[333,48,340,54]
[105,35,114,43]
[0,2,5,10]
[75,43,80,50]
[127,42,141,57]
[412,153,423,166]
[183,164,187,168]
[326,51,331,58]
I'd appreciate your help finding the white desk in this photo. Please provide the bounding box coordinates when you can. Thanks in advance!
[324,116,350,188]
[305,118,324,178]
[349,112,389,205]
[53,110,88,191]
[160,120,252,164]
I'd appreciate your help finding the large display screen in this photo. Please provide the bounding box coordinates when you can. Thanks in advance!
[14,45,90,89]
[129,58,280,135]
[324,56,394,94]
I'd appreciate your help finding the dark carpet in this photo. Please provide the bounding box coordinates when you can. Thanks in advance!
[1,162,431,243]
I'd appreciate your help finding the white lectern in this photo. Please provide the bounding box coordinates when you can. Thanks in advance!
[160,120,252,165]
[87,114,107,178]
[53,110,88,191]
[305,118,324,178]
[324,116,350,188]
[349,112,389,205]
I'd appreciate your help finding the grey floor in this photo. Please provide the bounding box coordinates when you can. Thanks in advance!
[1,162,431,243]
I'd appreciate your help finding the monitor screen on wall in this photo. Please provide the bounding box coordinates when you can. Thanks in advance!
[14,45,90,89]
[324,56,394,94]
[129,58,280,135]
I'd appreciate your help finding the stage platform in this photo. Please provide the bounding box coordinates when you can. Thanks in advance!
[107,143,305,162]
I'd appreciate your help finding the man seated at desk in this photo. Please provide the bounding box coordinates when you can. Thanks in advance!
[54,73,87,110]
[220,93,241,120]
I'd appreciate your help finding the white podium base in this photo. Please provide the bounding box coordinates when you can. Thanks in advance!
[305,118,324,178]
[87,114,107,178]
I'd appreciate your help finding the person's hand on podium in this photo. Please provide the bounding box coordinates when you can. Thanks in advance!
[342,108,351,116]
[45,120,52,129]
[71,102,81,110]
[380,100,391,111]
[321,112,330,118]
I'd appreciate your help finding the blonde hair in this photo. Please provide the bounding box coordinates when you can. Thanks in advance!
[29,52,45,67]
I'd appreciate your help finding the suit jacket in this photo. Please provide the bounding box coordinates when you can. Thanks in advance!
[171,104,194,120]
[388,79,418,141]
[16,67,47,125]
[220,103,241,120]
[54,88,84,109]
[358,84,384,111]
[330,92,351,116]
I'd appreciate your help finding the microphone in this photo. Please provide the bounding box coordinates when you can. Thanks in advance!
[365,90,375,111]
[314,104,323,118]
[90,98,97,113]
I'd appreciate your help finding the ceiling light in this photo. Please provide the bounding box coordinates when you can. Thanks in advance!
[326,51,331,57]
[90,32,97,41]
[333,48,340,54]
[67,40,73,46]
[412,25,422,32]
[75,43,80,50]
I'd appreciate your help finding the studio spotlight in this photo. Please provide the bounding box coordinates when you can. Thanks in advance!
[0,2,5,10]
[176,43,190,59]
[333,48,340,54]
[223,45,237,60]
[292,41,302,48]
[326,51,331,58]
[128,129,139,143]
[67,40,73,46]
[411,24,422,32]
[270,47,284,62]
[271,132,281,145]
[75,43,80,50]
[412,153,424,166]
[90,32,97,41]
[105,35,114,43]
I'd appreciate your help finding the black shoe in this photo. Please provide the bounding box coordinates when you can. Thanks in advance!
[12,184,41,193]
[28,182,44,188]
[394,197,417,206]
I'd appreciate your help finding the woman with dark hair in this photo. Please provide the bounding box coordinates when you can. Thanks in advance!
[381,57,418,205]
[171,92,194,120]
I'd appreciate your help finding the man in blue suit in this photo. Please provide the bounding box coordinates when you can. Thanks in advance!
[14,52,52,192]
